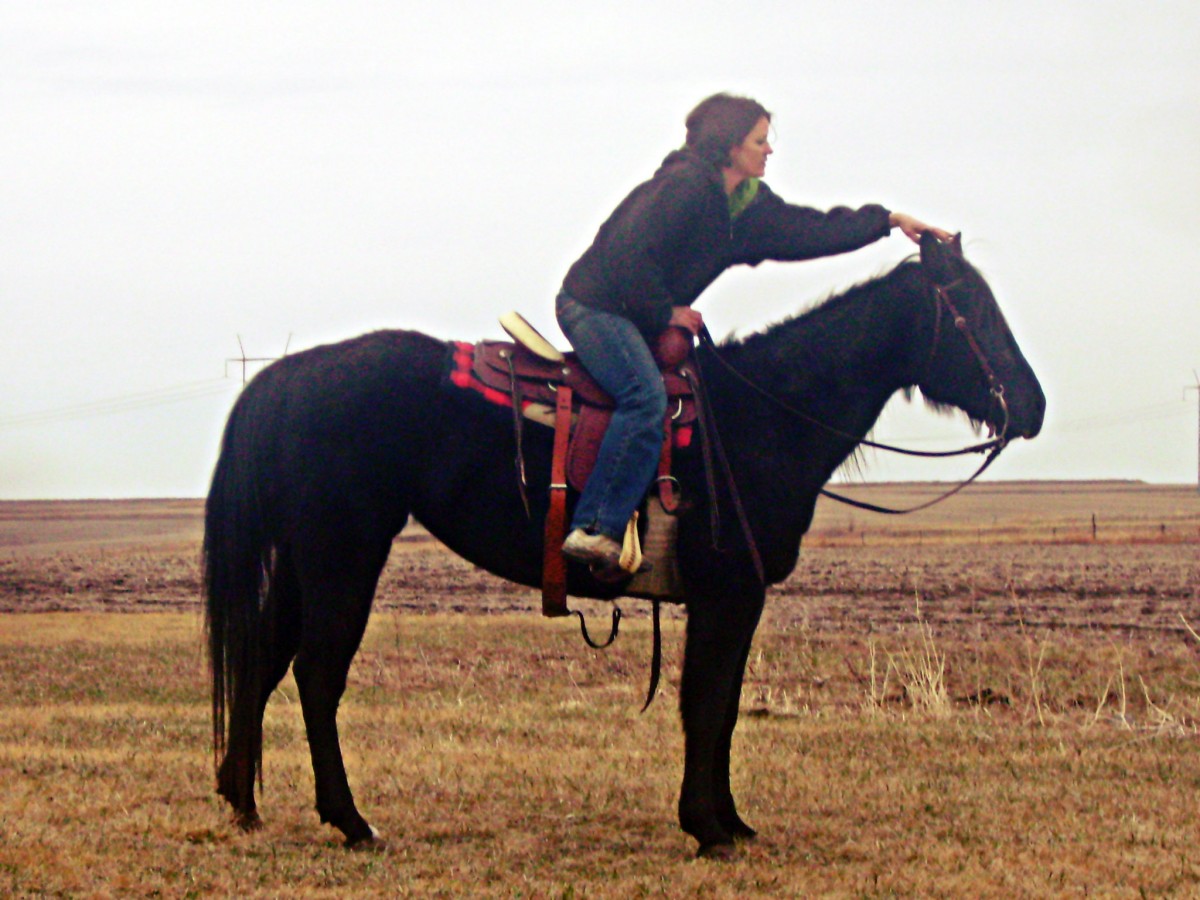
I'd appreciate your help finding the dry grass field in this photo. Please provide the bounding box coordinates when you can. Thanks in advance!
[2,482,1199,897]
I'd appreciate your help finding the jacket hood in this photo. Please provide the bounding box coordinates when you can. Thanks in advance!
[654,148,723,186]
[655,148,761,219]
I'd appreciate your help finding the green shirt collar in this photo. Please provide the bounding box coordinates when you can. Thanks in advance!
[728,178,760,220]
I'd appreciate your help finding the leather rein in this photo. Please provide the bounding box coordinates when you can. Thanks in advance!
[697,274,1011,518]
[596,273,1010,712]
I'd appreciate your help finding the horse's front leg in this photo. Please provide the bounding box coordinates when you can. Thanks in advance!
[677,583,765,858]
[712,630,761,840]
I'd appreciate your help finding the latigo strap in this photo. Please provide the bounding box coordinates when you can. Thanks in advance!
[541,383,574,617]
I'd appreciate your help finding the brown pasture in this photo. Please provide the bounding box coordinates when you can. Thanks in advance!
[1,482,1199,897]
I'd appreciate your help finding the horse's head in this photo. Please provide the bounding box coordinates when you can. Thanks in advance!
[916,233,1045,440]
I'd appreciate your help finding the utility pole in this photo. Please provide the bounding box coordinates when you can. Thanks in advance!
[1188,371,1200,494]
[225,334,292,385]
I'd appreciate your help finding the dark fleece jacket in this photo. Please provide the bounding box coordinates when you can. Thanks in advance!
[561,149,892,337]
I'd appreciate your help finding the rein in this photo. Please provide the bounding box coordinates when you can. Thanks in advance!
[696,273,1010,517]
[590,266,1011,710]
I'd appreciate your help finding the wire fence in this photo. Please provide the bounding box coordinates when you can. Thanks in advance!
[806,517,1200,547]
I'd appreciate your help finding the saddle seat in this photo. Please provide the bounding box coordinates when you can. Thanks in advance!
[457,313,698,494]
[446,312,699,610]
[472,341,696,415]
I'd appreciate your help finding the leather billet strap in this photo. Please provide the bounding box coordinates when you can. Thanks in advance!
[506,354,530,518]
[656,427,680,514]
[541,383,574,617]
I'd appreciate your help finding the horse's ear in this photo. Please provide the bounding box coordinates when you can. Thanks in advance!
[919,231,964,268]
[920,230,959,283]
[919,230,940,264]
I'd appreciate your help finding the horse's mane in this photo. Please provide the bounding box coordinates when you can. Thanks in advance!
[719,258,923,355]
[711,255,989,480]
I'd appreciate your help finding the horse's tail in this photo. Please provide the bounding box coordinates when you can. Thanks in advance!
[203,380,277,782]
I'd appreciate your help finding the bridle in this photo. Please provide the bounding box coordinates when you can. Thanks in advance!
[696,268,1011,516]
[628,263,1013,708]
[925,277,1009,438]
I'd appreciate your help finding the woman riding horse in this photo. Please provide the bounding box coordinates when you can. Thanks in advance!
[557,92,952,575]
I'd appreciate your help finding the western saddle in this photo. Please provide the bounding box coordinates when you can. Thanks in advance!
[449,312,698,613]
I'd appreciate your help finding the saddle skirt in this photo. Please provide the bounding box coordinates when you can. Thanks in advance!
[446,338,698,493]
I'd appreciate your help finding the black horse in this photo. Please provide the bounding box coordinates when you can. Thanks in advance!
[205,234,1044,857]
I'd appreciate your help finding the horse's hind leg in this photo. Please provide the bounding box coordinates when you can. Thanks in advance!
[291,534,391,848]
[217,545,303,830]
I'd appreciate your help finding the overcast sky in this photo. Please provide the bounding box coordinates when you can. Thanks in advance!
[2,2,1198,499]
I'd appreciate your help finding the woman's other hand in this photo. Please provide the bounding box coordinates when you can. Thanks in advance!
[889,212,954,244]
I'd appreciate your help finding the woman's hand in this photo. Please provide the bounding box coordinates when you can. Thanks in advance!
[889,212,954,244]
[669,306,704,335]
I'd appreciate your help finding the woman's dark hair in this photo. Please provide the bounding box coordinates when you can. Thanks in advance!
[685,93,771,169]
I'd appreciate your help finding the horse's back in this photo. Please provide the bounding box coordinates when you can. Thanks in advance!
[222,330,448,520]
[249,328,445,401]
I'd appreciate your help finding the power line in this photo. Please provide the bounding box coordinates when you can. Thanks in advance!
[875,398,1191,445]
[226,334,291,385]
[1051,401,1192,435]
[1,335,292,433]
[0,379,237,430]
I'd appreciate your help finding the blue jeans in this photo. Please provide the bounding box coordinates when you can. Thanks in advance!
[556,290,667,539]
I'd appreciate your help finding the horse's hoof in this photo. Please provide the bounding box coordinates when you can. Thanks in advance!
[233,811,263,833]
[696,841,738,861]
[729,823,757,841]
[345,825,387,852]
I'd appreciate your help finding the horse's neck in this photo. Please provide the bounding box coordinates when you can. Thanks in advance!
[732,265,927,436]
[702,266,930,572]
